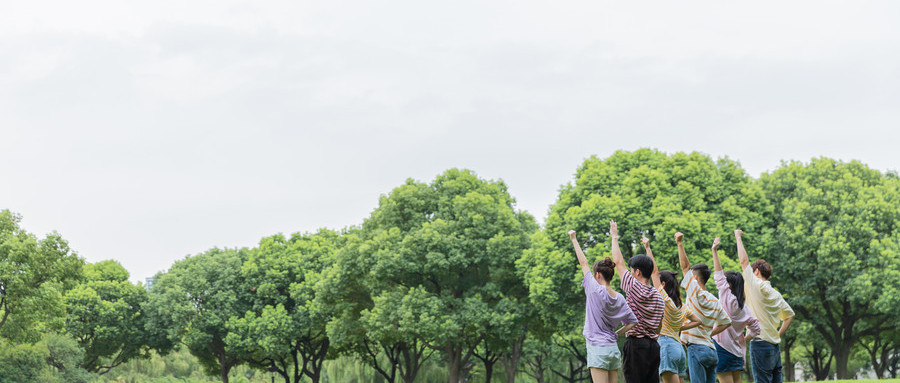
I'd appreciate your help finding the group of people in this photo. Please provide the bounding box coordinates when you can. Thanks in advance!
[570,221,795,383]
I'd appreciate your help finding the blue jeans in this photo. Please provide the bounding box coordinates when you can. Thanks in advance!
[687,344,718,383]
[749,340,782,383]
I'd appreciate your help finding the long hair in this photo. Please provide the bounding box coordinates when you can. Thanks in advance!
[659,270,682,308]
[725,271,746,309]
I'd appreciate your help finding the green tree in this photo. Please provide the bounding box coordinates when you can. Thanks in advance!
[64,260,152,374]
[146,248,251,383]
[0,339,53,383]
[521,149,764,377]
[758,158,900,379]
[0,210,84,342]
[226,229,342,383]
[341,169,535,383]
[41,333,96,383]
[318,230,434,383]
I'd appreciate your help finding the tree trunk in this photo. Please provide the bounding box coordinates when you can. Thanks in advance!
[500,334,525,383]
[484,360,494,383]
[809,344,832,381]
[220,364,231,383]
[448,347,462,383]
[834,345,851,379]
[783,337,794,382]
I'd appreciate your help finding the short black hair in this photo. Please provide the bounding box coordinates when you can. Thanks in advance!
[627,254,654,279]
[691,263,711,285]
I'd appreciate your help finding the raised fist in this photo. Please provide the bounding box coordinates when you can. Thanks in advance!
[568,230,577,240]
[641,237,650,247]
[674,232,684,242]
[712,237,720,250]
[734,229,743,239]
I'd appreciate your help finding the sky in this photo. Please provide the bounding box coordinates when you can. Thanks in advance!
[2,1,899,283]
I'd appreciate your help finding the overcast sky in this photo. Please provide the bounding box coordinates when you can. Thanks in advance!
[2,1,898,283]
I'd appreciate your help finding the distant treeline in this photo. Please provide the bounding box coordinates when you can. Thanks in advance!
[1,149,898,383]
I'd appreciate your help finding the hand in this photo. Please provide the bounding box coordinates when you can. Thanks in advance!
[610,221,618,237]
[641,237,650,248]
[674,232,683,243]
[734,229,743,239]
[568,230,577,240]
[739,334,745,344]
[712,237,720,250]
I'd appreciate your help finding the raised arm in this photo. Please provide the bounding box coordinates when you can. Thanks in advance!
[675,232,690,276]
[610,221,628,277]
[735,230,749,270]
[568,230,591,275]
[641,237,662,288]
[711,237,723,272]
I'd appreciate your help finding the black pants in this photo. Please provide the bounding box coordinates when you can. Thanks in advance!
[623,336,660,383]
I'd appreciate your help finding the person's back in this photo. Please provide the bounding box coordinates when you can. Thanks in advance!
[713,270,761,357]
[710,268,761,383]
[680,266,731,383]
[570,230,638,383]
[735,230,795,383]
[584,270,637,346]
[609,221,665,383]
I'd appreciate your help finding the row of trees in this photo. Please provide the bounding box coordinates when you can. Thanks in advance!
[2,149,899,382]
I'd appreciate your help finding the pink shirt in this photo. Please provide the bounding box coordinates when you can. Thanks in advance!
[713,270,761,358]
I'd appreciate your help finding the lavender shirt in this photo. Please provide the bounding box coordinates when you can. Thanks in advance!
[713,270,761,358]
[583,272,638,346]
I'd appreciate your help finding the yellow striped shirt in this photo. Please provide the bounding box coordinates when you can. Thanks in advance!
[656,286,694,340]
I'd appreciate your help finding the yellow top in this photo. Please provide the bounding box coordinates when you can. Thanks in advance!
[742,265,795,344]
[656,286,694,340]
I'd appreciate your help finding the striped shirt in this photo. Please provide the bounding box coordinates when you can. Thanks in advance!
[656,286,694,340]
[621,271,665,339]
[680,270,731,349]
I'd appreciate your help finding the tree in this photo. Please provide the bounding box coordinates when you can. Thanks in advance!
[544,149,767,278]
[0,210,84,342]
[0,339,53,382]
[340,169,536,383]
[146,248,251,383]
[64,260,152,374]
[521,149,764,374]
[758,158,900,379]
[318,232,434,383]
[40,333,96,383]
[226,229,342,383]
[860,320,900,378]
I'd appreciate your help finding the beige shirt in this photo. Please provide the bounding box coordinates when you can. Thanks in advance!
[742,265,795,344]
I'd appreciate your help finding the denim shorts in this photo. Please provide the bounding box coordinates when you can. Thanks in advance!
[658,336,687,376]
[586,342,622,370]
[714,340,744,373]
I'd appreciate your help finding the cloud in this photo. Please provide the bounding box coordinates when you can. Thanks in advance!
[1,0,899,281]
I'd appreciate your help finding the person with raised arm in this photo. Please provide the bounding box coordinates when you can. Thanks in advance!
[569,230,639,383]
[608,221,665,383]
[734,230,795,383]
[641,237,702,383]
[676,232,732,383]
[710,236,761,383]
